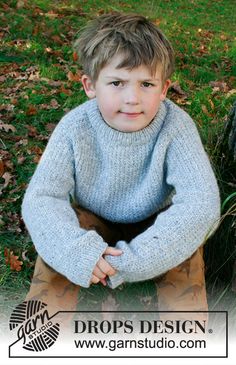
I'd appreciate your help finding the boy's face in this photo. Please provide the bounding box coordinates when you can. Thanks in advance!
[82,54,171,132]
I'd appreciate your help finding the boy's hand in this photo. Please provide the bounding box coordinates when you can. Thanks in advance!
[90,247,122,286]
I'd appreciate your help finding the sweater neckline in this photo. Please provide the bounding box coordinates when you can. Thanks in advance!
[86,98,167,145]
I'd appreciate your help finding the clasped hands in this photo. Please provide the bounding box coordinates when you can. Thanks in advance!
[90,247,123,286]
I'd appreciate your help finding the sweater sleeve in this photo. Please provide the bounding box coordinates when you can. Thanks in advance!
[106,118,221,288]
[22,117,108,288]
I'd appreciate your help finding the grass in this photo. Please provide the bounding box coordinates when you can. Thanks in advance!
[0,0,236,325]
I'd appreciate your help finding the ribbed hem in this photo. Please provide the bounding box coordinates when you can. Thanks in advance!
[85,98,167,146]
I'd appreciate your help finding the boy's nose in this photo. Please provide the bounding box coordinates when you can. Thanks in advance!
[124,86,140,104]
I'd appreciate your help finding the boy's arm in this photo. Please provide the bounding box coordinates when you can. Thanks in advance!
[22,116,108,288]
[105,118,221,288]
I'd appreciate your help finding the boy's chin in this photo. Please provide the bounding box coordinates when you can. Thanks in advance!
[105,120,151,133]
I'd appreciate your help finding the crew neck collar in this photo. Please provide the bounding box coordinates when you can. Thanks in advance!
[86,98,167,145]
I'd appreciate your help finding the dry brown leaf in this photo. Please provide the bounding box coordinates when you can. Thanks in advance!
[0,75,7,82]
[0,122,16,133]
[208,99,215,110]
[170,81,187,98]
[226,89,236,98]
[50,98,60,109]
[45,123,57,132]
[26,125,37,137]
[16,0,25,9]
[0,104,14,112]
[67,70,82,82]
[1,172,12,189]
[22,250,30,262]
[17,156,26,165]
[60,85,72,96]
[0,160,4,177]
[26,105,37,116]
[209,81,229,92]
[73,52,78,62]
[4,248,23,272]
[1,3,10,10]
[201,104,211,117]
[51,35,63,44]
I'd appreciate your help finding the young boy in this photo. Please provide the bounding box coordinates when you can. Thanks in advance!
[22,13,220,319]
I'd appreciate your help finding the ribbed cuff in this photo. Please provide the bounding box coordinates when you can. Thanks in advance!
[106,272,124,289]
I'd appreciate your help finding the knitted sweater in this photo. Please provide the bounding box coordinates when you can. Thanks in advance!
[22,98,220,288]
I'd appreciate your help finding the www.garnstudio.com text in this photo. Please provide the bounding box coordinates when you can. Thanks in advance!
[74,337,206,351]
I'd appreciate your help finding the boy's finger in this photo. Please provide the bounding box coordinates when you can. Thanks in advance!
[98,257,116,276]
[100,278,107,286]
[90,275,107,286]
[90,275,100,284]
[104,247,123,256]
[93,265,106,279]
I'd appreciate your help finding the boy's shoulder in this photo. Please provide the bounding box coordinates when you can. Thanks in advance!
[164,98,194,125]
[60,98,96,126]
[163,98,198,135]
[53,99,97,137]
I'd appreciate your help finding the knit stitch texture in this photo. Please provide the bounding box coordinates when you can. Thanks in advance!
[22,98,221,288]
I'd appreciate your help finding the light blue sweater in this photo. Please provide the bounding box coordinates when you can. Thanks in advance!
[22,98,220,288]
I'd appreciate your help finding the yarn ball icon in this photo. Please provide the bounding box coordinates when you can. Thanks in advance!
[9,300,60,351]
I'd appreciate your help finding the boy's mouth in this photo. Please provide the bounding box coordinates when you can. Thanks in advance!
[119,111,143,118]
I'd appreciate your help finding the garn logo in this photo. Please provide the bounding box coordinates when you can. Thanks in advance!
[9,300,60,352]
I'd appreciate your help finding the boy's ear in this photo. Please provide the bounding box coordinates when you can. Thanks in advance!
[160,79,171,101]
[81,74,96,99]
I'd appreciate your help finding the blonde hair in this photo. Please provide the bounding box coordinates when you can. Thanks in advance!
[74,13,175,82]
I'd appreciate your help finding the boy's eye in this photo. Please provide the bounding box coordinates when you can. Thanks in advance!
[142,82,154,87]
[111,81,121,87]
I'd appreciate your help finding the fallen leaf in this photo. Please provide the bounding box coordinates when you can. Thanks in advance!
[45,123,57,132]
[16,0,25,9]
[201,104,212,117]
[22,250,30,262]
[45,11,59,18]
[1,172,12,190]
[0,215,4,226]
[170,81,187,98]
[26,105,37,115]
[33,24,40,36]
[60,85,72,96]
[50,98,60,109]
[67,70,82,82]
[51,35,63,44]
[198,44,208,55]
[220,34,229,41]
[26,125,38,137]
[0,122,16,133]
[73,51,78,62]
[4,248,23,271]
[0,160,4,177]
[1,3,10,10]
[226,89,236,98]
[28,71,40,81]
[0,104,14,112]
[15,138,28,147]
[175,99,191,106]
[208,98,215,110]
[209,81,229,92]
[17,156,26,165]
[0,75,7,82]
